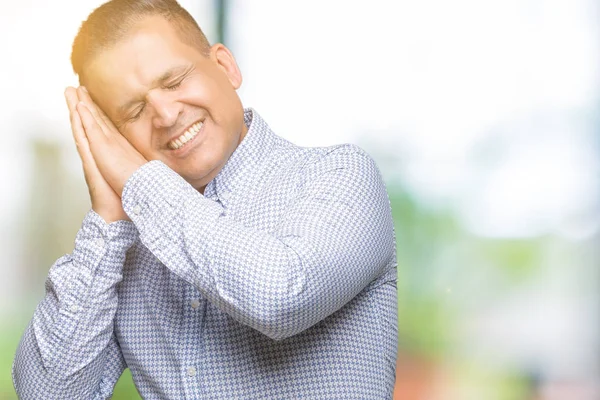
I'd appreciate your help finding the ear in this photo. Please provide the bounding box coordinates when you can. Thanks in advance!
[210,43,243,89]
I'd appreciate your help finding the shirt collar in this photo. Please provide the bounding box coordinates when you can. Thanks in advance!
[203,108,276,201]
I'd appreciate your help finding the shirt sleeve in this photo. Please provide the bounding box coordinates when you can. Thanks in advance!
[121,146,396,340]
[12,210,138,399]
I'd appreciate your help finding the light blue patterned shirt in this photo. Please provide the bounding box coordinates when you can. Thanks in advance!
[13,109,398,399]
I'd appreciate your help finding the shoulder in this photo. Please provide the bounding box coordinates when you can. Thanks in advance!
[299,143,381,181]
[261,143,385,207]
[261,125,383,191]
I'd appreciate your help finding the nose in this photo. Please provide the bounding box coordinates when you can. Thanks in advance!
[148,91,183,129]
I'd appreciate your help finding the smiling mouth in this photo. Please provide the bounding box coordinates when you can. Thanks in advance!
[167,121,203,150]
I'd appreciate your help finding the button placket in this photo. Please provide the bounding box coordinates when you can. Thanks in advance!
[181,285,202,399]
[219,190,230,201]
[95,237,105,248]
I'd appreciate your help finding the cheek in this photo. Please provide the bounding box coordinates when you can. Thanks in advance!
[183,77,214,103]
[186,76,232,109]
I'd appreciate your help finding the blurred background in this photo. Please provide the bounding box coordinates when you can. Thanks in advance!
[1,0,598,399]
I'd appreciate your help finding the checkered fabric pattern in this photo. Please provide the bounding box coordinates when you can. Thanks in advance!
[13,109,398,399]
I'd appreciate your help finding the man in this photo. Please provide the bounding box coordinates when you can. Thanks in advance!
[13,0,397,398]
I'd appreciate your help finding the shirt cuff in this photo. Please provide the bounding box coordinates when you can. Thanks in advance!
[72,209,138,275]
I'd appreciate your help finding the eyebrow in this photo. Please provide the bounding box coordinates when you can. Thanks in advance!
[116,63,194,117]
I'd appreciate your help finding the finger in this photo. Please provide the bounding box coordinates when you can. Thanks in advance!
[78,86,122,135]
[70,108,98,168]
[89,93,118,131]
[77,86,111,132]
[64,87,79,114]
[78,87,131,146]
[70,109,92,159]
[77,101,107,144]
[71,109,106,186]
[66,88,92,162]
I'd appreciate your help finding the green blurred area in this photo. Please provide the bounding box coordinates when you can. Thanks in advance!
[1,185,556,398]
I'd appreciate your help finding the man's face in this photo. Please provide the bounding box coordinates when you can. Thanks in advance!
[83,16,247,193]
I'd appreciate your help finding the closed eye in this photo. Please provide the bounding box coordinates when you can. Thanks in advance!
[163,65,193,90]
[129,103,146,121]
[164,80,182,91]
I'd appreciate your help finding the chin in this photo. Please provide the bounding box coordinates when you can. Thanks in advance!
[183,165,215,183]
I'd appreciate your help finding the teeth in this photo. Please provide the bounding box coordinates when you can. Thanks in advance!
[169,122,203,150]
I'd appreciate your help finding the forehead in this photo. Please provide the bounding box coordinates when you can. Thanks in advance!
[83,16,204,113]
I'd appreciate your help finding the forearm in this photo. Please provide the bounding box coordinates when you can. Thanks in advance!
[122,154,395,340]
[13,210,137,398]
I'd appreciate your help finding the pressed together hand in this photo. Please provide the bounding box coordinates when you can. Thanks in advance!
[64,86,147,223]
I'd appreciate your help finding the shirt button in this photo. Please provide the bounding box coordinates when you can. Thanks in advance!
[70,304,79,313]
[95,237,105,248]
[132,205,142,215]
[190,299,200,309]
[187,366,196,377]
